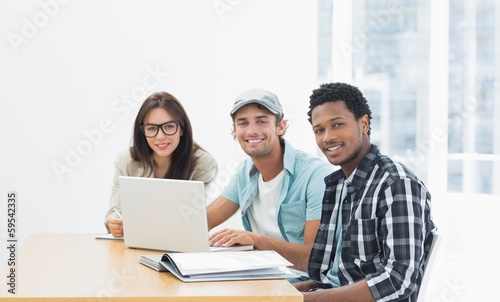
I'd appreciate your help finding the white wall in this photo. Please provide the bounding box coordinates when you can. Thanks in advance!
[0,0,320,260]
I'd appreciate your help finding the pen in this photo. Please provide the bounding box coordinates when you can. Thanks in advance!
[114,208,123,220]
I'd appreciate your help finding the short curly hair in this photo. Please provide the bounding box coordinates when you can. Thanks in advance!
[307,82,372,137]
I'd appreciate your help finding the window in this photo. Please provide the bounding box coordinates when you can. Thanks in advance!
[448,0,500,195]
[318,0,500,195]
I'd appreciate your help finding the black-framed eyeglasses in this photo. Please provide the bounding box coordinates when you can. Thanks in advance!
[140,121,180,138]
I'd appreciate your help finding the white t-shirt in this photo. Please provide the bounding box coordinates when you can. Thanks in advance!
[247,170,286,241]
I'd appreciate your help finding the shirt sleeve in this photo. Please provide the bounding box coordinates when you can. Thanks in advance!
[104,152,127,231]
[190,149,219,201]
[305,164,334,221]
[365,177,429,301]
[220,160,247,206]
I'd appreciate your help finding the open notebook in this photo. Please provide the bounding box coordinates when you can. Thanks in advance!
[140,250,298,282]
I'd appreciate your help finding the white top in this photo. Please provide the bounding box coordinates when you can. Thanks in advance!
[248,170,286,241]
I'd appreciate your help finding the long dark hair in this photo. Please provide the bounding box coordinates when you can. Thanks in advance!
[130,91,199,179]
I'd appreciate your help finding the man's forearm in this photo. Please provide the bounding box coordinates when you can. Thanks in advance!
[302,279,376,302]
[253,234,312,272]
[294,280,321,292]
[206,196,239,230]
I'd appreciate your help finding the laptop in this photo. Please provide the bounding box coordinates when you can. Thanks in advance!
[119,176,252,252]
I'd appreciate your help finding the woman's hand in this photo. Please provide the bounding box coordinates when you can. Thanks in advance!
[108,218,124,238]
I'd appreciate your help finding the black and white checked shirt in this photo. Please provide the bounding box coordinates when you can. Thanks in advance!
[308,145,436,302]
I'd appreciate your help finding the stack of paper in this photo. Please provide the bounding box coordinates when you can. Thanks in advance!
[140,250,299,282]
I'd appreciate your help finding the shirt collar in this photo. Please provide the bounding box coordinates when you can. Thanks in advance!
[324,144,380,190]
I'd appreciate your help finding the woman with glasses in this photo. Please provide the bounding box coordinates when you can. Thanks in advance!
[104,91,218,237]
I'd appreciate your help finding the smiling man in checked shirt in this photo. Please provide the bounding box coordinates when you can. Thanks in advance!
[294,83,437,302]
